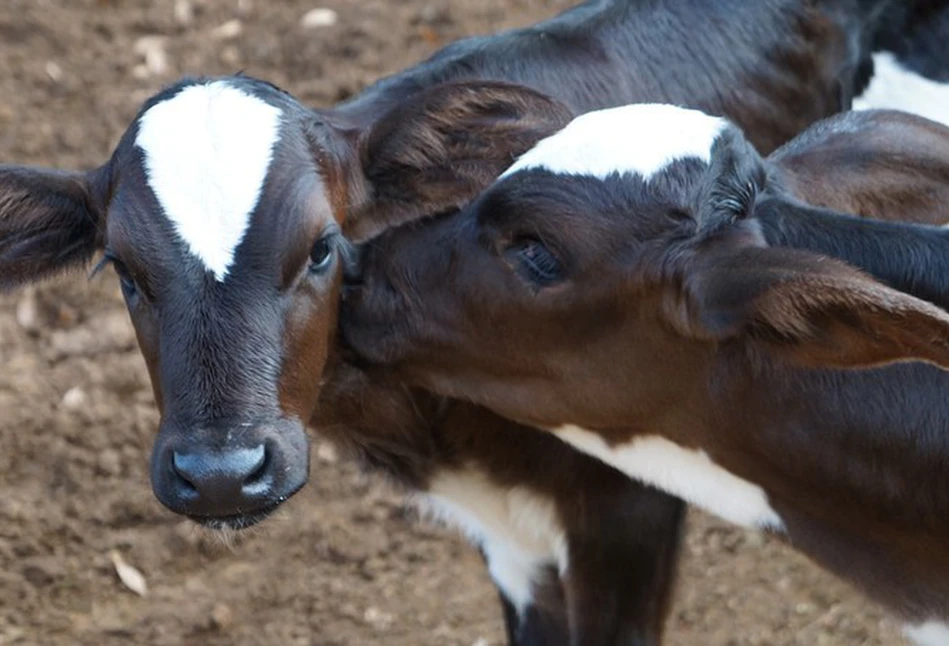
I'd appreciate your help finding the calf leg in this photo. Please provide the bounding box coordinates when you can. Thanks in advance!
[483,549,570,645]
[562,485,686,646]
[497,586,520,645]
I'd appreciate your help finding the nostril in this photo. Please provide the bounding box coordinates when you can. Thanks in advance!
[171,451,199,494]
[243,445,269,486]
[170,444,267,501]
[240,445,272,497]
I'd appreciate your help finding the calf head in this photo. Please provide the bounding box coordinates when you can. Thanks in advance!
[0,75,570,528]
[342,104,949,430]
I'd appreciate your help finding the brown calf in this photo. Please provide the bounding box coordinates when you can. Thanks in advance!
[341,108,949,644]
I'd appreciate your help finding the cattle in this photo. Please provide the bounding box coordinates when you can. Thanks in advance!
[0,0,933,527]
[1,0,948,643]
[316,108,949,643]
[339,106,949,644]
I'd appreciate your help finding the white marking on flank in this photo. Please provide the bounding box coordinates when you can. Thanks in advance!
[501,103,727,182]
[905,621,949,646]
[854,52,949,128]
[553,425,784,532]
[136,80,283,281]
[419,468,568,616]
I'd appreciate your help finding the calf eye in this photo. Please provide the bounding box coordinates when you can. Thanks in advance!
[93,251,144,306]
[507,236,563,287]
[111,259,139,304]
[309,236,335,274]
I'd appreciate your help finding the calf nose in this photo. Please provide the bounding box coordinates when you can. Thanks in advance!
[151,419,310,525]
[170,445,269,511]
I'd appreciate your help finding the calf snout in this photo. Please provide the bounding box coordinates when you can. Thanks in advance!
[340,228,457,370]
[150,419,309,527]
[170,444,268,511]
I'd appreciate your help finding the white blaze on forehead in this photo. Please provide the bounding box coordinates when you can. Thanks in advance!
[854,52,949,128]
[135,81,283,281]
[501,103,727,181]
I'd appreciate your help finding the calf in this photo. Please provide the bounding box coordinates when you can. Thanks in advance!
[340,108,949,644]
[327,107,949,644]
[0,0,893,527]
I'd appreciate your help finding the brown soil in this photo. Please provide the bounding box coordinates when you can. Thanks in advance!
[0,1,909,644]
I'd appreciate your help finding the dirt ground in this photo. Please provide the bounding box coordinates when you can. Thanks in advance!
[0,1,911,644]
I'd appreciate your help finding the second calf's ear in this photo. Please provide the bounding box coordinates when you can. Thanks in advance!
[680,243,949,371]
[345,80,573,243]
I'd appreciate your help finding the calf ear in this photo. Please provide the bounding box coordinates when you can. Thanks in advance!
[694,127,766,237]
[0,165,107,289]
[346,80,573,242]
[678,243,949,370]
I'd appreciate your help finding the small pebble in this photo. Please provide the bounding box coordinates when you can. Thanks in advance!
[211,19,243,40]
[133,36,169,76]
[15,288,39,332]
[316,441,338,463]
[300,8,338,29]
[61,386,88,410]
[211,603,233,630]
[45,61,63,82]
[363,606,394,630]
[173,0,193,26]
[97,449,121,476]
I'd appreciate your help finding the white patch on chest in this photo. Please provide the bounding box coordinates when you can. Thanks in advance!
[553,425,784,531]
[854,52,949,128]
[135,81,283,281]
[500,103,726,182]
[905,621,949,646]
[418,469,568,615]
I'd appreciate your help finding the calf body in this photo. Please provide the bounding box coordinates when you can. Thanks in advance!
[761,109,949,310]
[341,108,949,642]
[316,366,684,644]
